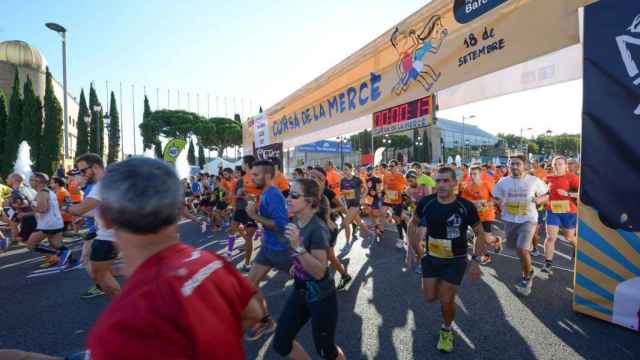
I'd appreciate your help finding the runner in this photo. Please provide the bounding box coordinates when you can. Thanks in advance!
[461,166,502,264]
[364,166,384,240]
[383,160,408,249]
[405,171,428,273]
[271,157,290,198]
[414,166,486,353]
[50,177,73,234]
[272,178,346,360]
[229,156,261,272]
[411,162,435,195]
[245,160,290,341]
[492,155,549,296]
[568,158,581,176]
[25,173,72,267]
[63,153,120,298]
[324,160,342,198]
[339,162,370,248]
[530,161,549,257]
[2,157,266,360]
[543,156,580,275]
[309,167,352,291]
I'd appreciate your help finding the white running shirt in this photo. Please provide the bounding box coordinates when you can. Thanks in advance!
[35,189,64,230]
[492,175,548,224]
[87,182,114,241]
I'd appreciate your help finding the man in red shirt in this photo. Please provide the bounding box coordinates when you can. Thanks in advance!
[2,158,264,360]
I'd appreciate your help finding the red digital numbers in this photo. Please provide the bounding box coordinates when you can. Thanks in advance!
[373,96,431,129]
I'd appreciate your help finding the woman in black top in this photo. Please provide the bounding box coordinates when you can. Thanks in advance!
[273,178,345,360]
[309,167,352,291]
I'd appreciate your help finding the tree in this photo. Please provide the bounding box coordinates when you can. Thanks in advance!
[75,89,89,157]
[198,144,206,169]
[22,77,43,168]
[187,138,196,165]
[154,141,163,158]
[0,89,8,174]
[195,117,242,157]
[144,110,202,140]
[3,67,23,176]
[141,95,155,150]
[40,67,64,175]
[88,85,103,156]
[107,91,121,164]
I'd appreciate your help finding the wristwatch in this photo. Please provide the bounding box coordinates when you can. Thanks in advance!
[292,245,307,255]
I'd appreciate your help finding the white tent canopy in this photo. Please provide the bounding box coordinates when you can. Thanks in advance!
[203,158,242,175]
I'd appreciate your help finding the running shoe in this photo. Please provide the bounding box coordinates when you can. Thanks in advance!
[0,237,8,252]
[240,263,252,273]
[436,328,454,353]
[494,238,503,253]
[337,274,352,291]
[40,255,59,269]
[530,248,541,257]
[58,248,71,266]
[515,270,535,296]
[541,262,553,276]
[245,317,277,341]
[80,285,105,299]
[395,239,405,249]
[480,255,492,265]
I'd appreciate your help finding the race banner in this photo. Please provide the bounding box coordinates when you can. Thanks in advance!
[372,95,435,136]
[163,138,186,165]
[256,142,284,170]
[252,0,593,147]
[296,140,353,153]
[575,0,640,331]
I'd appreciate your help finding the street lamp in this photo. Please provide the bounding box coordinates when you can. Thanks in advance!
[46,22,69,161]
[462,115,476,158]
[546,129,556,155]
[520,127,533,154]
[93,105,102,155]
[416,136,424,162]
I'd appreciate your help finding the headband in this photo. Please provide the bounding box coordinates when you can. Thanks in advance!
[309,169,326,182]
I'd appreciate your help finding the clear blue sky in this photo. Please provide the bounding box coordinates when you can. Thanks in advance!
[2,0,581,154]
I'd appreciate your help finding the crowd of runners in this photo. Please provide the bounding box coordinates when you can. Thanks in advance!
[0,151,581,359]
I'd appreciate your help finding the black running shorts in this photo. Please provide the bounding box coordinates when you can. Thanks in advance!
[421,255,468,286]
[90,239,118,262]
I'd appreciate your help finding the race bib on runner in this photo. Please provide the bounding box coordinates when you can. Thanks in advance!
[384,190,400,203]
[428,237,454,258]
[550,200,570,214]
[506,202,528,216]
[343,189,356,200]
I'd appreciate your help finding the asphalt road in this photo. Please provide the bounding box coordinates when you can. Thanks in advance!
[0,220,638,359]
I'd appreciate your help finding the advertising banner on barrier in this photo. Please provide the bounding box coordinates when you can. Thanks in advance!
[163,139,187,164]
[253,0,591,147]
[575,0,640,331]
[372,95,435,136]
[256,142,284,170]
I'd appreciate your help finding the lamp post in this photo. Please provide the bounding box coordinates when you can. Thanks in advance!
[45,22,69,160]
[462,115,476,160]
[416,135,424,162]
[520,127,533,154]
[546,129,556,155]
[383,135,391,163]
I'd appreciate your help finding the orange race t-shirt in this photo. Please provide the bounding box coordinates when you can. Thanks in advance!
[326,169,342,197]
[546,173,580,214]
[56,188,73,223]
[273,173,290,193]
[383,173,407,205]
[220,178,237,205]
[242,174,262,200]
[67,181,83,204]
[532,167,548,182]
[461,181,495,222]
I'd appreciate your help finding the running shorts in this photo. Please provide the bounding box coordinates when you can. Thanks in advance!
[345,199,360,209]
[254,247,293,272]
[216,201,228,211]
[18,215,37,240]
[90,239,118,262]
[232,209,257,228]
[504,221,537,251]
[38,228,64,235]
[481,221,494,233]
[421,255,468,286]
[546,211,577,230]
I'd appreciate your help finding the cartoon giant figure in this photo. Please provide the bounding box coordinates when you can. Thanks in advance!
[391,15,448,96]
[616,14,640,115]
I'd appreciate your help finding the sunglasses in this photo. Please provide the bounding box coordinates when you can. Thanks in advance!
[77,166,90,174]
[288,191,303,199]
[435,178,452,183]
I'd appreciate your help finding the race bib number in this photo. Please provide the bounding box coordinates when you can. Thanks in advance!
[343,189,356,200]
[550,200,570,214]
[428,237,454,258]
[506,202,528,216]
[384,190,400,203]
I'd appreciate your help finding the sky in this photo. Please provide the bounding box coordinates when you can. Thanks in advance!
[2,0,582,155]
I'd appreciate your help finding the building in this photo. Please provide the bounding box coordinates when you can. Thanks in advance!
[0,40,80,166]
[437,118,499,149]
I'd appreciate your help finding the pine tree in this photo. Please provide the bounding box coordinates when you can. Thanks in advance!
[22,77,43,168]
[187,138,196,165]
[88,85,105,156]
[142,95,154,150]
[75,89,89,158]
[154,141,163,158]
[40,67,64,175]
[0,90,8,176]
[3,67,23,175]
[198,144,206,169]
[107,91,121,164]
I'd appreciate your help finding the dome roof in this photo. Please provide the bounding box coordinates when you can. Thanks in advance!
[0,40,48,72]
